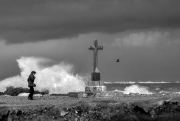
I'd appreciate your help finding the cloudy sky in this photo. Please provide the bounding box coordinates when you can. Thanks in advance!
[0,0,180,82]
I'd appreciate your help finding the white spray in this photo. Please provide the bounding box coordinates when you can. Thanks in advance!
[0,57,87,94]
[123,84,153,94]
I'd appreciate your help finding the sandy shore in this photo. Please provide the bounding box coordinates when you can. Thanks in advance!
[0,94,180,121]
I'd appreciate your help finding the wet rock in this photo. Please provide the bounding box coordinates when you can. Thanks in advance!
[0,106,10,121]
[132,99,180,121]
[60,109,69,116]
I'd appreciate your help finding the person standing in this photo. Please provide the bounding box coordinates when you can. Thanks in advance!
[27,71,36,100]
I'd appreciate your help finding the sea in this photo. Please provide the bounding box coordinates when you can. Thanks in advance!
[103,81,180,94]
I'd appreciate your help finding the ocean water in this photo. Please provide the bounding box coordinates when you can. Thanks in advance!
[103,82,180,94]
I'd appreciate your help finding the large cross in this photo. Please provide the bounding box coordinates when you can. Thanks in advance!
[89,40,103,72]
[89,40,103,83]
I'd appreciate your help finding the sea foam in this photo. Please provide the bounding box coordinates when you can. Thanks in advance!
[123,84,153,94]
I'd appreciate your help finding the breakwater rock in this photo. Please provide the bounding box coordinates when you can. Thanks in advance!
[132,99,180,121]
[0,96,180,121]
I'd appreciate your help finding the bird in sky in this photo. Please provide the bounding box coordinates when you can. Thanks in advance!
[116,59,120,62]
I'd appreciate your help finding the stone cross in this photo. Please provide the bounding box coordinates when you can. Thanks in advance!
[89,40,103,85]
[89,40,103,72]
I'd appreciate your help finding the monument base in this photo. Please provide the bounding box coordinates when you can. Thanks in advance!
[85,86,106,94]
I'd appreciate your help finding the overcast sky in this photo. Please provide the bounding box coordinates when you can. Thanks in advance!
[0,0,180,82]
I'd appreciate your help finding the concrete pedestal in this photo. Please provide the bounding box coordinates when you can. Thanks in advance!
[85,86,106,94]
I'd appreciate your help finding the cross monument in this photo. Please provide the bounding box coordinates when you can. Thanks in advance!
[88,40,103,86]
[85,40,106,95]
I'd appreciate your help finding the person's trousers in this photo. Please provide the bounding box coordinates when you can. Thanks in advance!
[28,87,34,99]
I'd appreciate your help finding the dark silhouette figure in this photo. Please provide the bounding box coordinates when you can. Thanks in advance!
[27,71,36,100]
[116,59,120,62]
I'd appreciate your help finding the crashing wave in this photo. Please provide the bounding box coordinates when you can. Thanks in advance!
[0,57,86,94]
[123,84,153,94]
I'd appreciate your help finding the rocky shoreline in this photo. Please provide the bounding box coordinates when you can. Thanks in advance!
[0,95,180,121]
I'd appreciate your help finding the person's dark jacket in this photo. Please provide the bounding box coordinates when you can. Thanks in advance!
[27,74,36,87]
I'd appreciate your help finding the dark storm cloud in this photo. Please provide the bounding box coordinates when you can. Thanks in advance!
[0,0,180,43]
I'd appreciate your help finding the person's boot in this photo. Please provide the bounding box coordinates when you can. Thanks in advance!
[30,96,34,100]
[28,94,30,100]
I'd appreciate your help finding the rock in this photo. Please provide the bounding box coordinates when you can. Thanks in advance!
[82,93,87,98]
[60,109,69,116]
[133,106,152,120]
[2,95,11,97]
[0,106,10,120]
[4,86,29,96]
[132,99,180,121]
